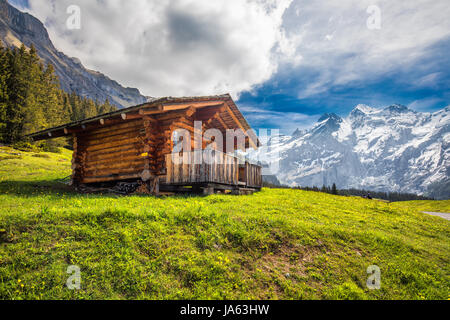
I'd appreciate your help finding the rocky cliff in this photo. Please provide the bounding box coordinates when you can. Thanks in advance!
[0,0,148,108]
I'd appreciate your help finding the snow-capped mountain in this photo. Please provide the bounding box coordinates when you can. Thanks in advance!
[258,104,450,199]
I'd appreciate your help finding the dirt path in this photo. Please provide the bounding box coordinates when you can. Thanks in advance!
[423,212,450,221]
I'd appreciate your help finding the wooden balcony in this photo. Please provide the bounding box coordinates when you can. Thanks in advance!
[164,150,262,192]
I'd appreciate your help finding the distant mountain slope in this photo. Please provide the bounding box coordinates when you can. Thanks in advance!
[0,0,148,108]
[259,105,450,199]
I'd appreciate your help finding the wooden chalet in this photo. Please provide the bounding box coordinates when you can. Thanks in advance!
[27,94,262,195]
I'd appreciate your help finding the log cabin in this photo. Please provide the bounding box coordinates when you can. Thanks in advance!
[27,94,262,195]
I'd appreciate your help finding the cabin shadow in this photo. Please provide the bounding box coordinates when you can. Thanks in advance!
[0,179,242,199]
[0,179,79,197]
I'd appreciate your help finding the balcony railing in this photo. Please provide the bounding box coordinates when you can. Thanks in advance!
[165,150,262,188]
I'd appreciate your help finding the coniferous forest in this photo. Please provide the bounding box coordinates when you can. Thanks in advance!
[0,43,117,148]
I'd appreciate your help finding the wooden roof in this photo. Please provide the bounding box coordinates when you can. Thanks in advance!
[27,94,259,149]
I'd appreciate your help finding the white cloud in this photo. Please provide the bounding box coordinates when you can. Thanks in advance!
[25,0,293,97]
[240,105,319,134]
[18,0,450,105]
[280,0,450,98]
[408,98,445,112]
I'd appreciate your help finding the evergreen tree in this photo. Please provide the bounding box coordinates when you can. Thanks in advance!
[0,44,118,147]
[99,98,116,115]
[3,45,29,143]
[22,44,48,135]
[332,183,338,195]
[0,42,9,141]
[41,63,68,126]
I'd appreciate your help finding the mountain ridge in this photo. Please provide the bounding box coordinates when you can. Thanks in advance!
[0,0,148,108]
[260,104,450,199]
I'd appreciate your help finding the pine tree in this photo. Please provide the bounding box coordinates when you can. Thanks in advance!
[0,44,118,146]
[4,45,29,143]
[0,42,9,141]
[98,98,117,114]
[22,44,48,135]
[332,183,338,195]
[41,63,68,127]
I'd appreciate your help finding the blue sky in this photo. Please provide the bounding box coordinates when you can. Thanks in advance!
[238,37,450,131]
[9,0,450,134]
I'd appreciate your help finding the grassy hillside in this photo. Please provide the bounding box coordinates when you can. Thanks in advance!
[0,146,449,300]
[391,200,450,213]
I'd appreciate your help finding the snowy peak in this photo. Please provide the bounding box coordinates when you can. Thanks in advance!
[351,104,378,115]
[261,104,450,199]
[312,113,343,135]
[384,104,411,114]
[292,128,304,137]
[349,104,378,125]
[318,113,342,123]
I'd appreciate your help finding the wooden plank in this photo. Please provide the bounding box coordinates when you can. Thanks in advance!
[139,109,165,116]
[216,114,229,130]
[200,158,206,182]
[85,145,139,160]
[86,147,151,163]
[85,137,141,153]
[85,157,146,171]
[82,124,143,142]
[84,164,146,178]
[82,173,141,184]
[182,152,189,183]
[84,130,142,148]
[166,154,173,184]
[155,106,196,121]
[223,155,227,184]
[163,101,224,111]
[70,134,78,185]
[85,154,145,169]
[173,153,180,183]
[82,120,143,136]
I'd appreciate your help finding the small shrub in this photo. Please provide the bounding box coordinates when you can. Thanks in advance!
[12,141,40,152]
[40,141,62,154]
[32,153,51,159]
[0,154,23,161]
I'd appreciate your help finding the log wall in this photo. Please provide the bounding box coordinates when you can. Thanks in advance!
[74,119,147,184]
[69,103,262,189]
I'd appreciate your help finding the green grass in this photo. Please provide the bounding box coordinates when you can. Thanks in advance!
[391,200,450,213]
[0,146,449,300]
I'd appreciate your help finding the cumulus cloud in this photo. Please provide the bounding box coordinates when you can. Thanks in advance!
[14,0,450,121]
[239,105,318,134]
[24,0,293,97]
[280,0,450,99]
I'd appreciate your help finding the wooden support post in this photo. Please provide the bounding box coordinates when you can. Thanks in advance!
[70,134,81,187]
[203,186,214,195]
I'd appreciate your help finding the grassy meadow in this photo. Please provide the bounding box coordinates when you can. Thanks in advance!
[0,146,449,300]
